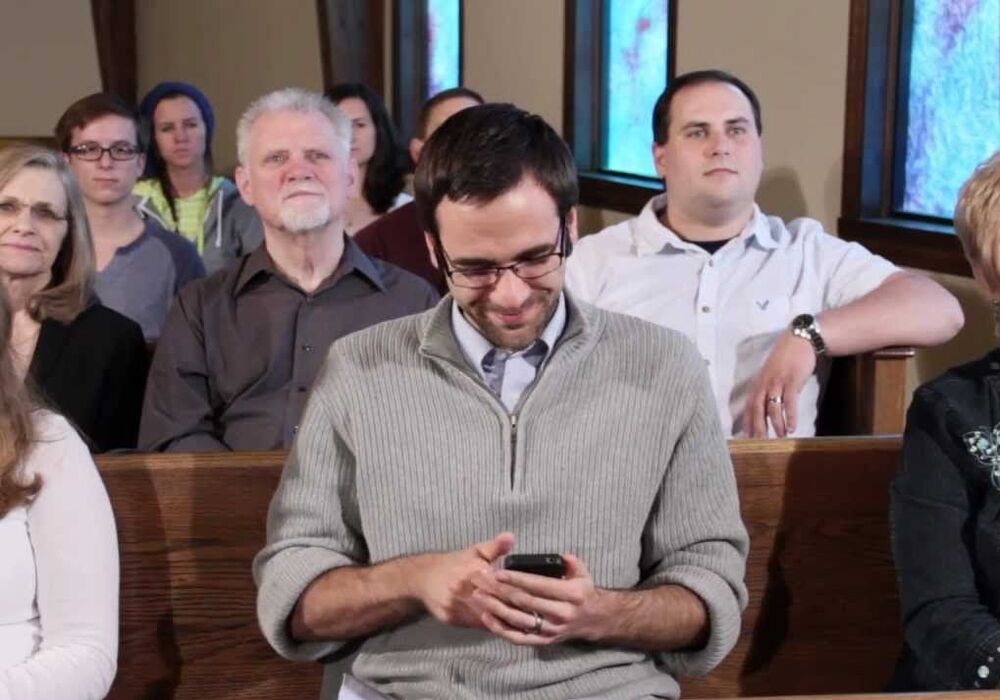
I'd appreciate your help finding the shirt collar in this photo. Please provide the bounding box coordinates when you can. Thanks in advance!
[633,194,777,255]
[233,233,388,296]
[450,292,567,378]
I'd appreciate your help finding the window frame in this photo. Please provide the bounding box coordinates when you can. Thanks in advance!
[838,0,971,277]
[394,0,465,146]
[563,0,676,214]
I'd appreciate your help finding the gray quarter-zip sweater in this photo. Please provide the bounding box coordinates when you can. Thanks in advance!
[254,294,749,700]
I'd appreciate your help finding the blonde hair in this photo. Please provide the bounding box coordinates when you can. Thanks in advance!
[0,285,38,518]
[955,150,1000,294]
[0,144,94,322]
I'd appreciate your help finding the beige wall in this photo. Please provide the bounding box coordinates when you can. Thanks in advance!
[463,0,564,130]
[136,0,325,172]
[674,0,849,232]
[0,1,100,137]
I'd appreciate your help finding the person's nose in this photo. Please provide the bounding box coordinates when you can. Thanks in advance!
[97,150,114,169]
[708,130,731,157]
[490,267,532,308]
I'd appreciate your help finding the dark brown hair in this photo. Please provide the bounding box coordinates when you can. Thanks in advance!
[54,92,148,154]
[652,69,763,144]
[414,103,577,239]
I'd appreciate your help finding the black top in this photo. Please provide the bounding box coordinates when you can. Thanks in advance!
[29,303,149,453]
[889,347,1000,691]
[138,237,439,452]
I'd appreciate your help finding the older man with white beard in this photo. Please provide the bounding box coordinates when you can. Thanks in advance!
[139,89,438,452]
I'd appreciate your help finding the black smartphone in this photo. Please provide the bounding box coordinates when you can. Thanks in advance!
[500,553,566,578]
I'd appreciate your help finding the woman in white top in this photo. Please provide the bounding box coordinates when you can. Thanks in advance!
[0,285,118,699]
[327,83,412,234]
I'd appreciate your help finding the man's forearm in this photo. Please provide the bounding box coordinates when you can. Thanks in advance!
[291,556,426,642]
[818,271,963,355]
[585,583,708,651]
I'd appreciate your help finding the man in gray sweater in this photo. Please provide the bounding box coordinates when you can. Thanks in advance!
[254,103,749,699]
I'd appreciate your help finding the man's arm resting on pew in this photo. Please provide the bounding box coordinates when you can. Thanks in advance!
[745,271,964,437]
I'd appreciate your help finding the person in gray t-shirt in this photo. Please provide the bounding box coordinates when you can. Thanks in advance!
[94,218,203,339]
[57,92,206,340]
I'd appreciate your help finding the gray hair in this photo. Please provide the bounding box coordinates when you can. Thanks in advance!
[236,88,351,165]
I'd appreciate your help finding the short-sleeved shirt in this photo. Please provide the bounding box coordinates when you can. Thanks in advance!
[139,236,440,452]
[565,194,899,437]
[94,218,206,340]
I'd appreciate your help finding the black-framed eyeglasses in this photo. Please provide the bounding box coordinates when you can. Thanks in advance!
[67,142,141,162]
[435,221,568,290]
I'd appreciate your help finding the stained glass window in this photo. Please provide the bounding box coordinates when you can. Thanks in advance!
[898,0,1000,219]
[601,0,670,178]
[427,0,461,97]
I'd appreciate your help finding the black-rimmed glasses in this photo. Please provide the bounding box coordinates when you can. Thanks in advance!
[436,221,568,289]
[67,142,141,162]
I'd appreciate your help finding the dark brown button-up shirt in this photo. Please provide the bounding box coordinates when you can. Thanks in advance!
[139,237,439,451]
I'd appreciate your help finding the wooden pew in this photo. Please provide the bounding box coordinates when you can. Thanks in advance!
[98,451,322,699]
[98,436,903,698]
[816,347,914,435]
[685,436,903,697]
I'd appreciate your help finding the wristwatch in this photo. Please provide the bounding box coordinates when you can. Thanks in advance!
[790,313,827,355]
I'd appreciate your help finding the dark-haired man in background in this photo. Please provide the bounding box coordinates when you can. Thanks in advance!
[567,69,962,438]
[255,103,748,699]
[355,86,484,293]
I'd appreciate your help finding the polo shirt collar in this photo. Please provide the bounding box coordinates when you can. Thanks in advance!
[234,233,388,296]
[633,195,777,256]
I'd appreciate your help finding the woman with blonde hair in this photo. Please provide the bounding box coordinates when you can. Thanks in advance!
[0,284,119,698]
[890,149,1000,691]
[0,144,147,451]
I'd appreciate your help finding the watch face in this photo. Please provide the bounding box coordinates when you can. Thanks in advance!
[792,314,815,331]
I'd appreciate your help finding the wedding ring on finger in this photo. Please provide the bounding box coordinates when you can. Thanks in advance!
[767,395,784,405]
[529,610,544,635]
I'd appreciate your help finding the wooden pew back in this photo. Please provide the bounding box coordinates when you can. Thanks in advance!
[685,436,903,697]
[98,437,903,698]
[98,451,322,699]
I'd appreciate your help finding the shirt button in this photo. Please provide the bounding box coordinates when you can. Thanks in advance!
[297,386,307,393]
[292,425,299,434]
[302,344,313,352]
[701,305,711,313]
[707,259,714,267]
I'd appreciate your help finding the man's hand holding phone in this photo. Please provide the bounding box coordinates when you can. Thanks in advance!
[470,551,608,646]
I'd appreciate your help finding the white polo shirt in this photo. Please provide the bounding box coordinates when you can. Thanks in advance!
[565,194,899,437]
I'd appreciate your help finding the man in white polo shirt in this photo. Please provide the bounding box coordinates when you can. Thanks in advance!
[566,69,963,438]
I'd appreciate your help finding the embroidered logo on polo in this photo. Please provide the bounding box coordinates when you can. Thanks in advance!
[756,300,770,310]
[962,423,1000,490]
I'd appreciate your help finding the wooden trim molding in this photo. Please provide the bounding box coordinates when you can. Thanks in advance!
[838,0,969,278]
[564,0,675,214]
[90,0,137,102]
[316,0,385,94]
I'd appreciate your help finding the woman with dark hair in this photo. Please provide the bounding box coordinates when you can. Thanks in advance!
[134,81,261,273]
[326,82,411,234]
[890,149,1000,691]
[0,284,119,698]
[0,144,147,452]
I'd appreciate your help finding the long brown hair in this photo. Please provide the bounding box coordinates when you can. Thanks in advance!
[0,285,38,518]
[0,144,95,322]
